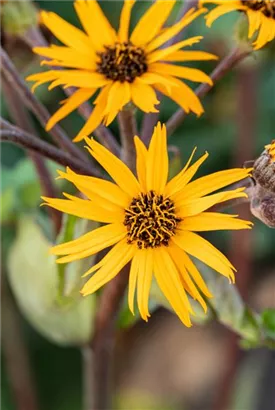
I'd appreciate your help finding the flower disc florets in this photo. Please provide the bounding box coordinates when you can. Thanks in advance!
[96,42,148,83]
[241,0,275,18]
[124,191,181,249]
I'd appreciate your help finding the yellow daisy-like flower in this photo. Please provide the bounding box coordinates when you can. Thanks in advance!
[265,140,275,161]
[42,123,252,326]
[201,0,275,50]
[27,0,217,142]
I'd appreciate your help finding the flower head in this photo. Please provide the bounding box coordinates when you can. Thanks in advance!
[42,123,252,326]
[253,139,275,192]
[201,0,275,50]
[27,0,217,141]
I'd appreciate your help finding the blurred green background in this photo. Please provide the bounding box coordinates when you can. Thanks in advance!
[1,1,275,410]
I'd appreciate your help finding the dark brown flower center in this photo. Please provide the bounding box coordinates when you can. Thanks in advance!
[124,191,181,249]
[241,0,275,18]
[96,42,148,83]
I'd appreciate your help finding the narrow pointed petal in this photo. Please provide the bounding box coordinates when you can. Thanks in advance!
[84,138,140,197]
[131,79,159,113]
[149,63,213,85]
[137,249,153,321]
[118,0,135,42]
[128,252,140,315]
[179,212,253,231]
[81,241,135,295]
[163,50,218,62]
[134,137,148,192]
[105,82,131,125]
[204,3,245,27]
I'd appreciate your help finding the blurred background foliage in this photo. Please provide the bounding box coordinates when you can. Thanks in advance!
[1,1,275,410]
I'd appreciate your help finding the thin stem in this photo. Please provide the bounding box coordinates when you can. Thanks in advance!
[23,26,120,157]
[141,0,198,145]
[0,119,102,178]
[82,346,94,410]
[0,47,90,164]
[118,106,137,172]
[92,265,130,410]
[1,273,39,410]
[166,46,252,136]
[2,73,61,235]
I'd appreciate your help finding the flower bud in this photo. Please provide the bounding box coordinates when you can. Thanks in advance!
[7,216,96,346]
[1,0,38,36]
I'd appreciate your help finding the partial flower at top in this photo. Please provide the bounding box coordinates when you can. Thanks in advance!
[27,0,217,142]
[200,0,275,50]
[42,123,252,326]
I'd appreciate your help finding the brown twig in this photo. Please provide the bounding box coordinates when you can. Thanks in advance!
[23,26,120,156]
[1,273,39,410]
[2,73,61,234]
[118,107,137,172]
[0,119,102,177]
[140,0,199,145]
[166,46,252,136]
[0,47,90,165]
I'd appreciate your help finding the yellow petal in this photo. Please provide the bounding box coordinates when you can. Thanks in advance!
[57,167,131,208]
[128,252,139,315]
[41,194,124,224]
[165,151,208,198]
[131,79,160,113]
[176,188,247,216]
[105,82,131,125]
[137,249,153,321]
[40,10,92,54]
[55,224,127,264]
[204,3,245,27]
[81,240,135,295]
[153,248,193,326]
[179,168,252,200]
[145,9,206,52]
[74,0,117,50]
[146,122,168,194]
[26,70,61,92]
[46,88,96,131]
[179,212,253,231]
[163,50,218,62]
[73,84,111,141]
[118,0,135,42]
[45,70,109,90]
[172,231,235,282]
[134,136,148,192]
[149,62,213,85]
[253,16,275,50]
[139,72,180,95]
[246,9,261,38]
[84,137,140,197]
[130,0,176,46]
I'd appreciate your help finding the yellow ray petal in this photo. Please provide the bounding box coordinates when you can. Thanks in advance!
[130,0,176,46]
[179,212,253,231]
[33,45,96,70]
[55,224,127,263]
[128,251,139,315]
[246,9,261,39]
[105,82,131,125]
[172,231,235,282]
[153,248,193,326]
[59,167,131,208]
[137,249,153,321]
[41,194,124,224]
[146,122,168,194]
[176,188,247,217]
[134,136,148,192]
[84,137,140,197]
[150,62,213,85]
[163,50,218,62]
[26,70,62,92]
[253,16,275,50]
[168,245,208,312]
[74,0,117,50]
[40,10,92,54]
[179,168,252,201]
[145,9,206,52]
[73,84,111,141]
[81,241,135,295]
[204,3,245,27]
[155,78,204,117]
[46,88,96,131]
[165,151,208,198]
[131,79,160,113]
[46,70,109,90]
[138,72,180,95]
[118,0,135,42]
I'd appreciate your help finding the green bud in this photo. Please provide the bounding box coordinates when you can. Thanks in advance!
[1,0,38,36]
[7,216,96,346]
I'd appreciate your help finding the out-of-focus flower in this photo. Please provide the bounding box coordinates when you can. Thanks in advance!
[42,123,252,326]
[26,0,217,141]
[200,0,275,50]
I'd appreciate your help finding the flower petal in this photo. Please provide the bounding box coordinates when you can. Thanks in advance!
[134,136,148,192]
[163,50,218,62]
[204,2,245,27]
[118,0,135,42]
[131,79,160,113]
[149,63,213,85]
[105,82,131,125]
[128,251,139,315]
[179,212,252,231]
[137,249,153,321]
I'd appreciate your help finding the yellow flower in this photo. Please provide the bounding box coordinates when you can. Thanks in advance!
[27,0,217,142]
[265,140,275,161]
[201,0,275,50]
[42,123,252,326]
